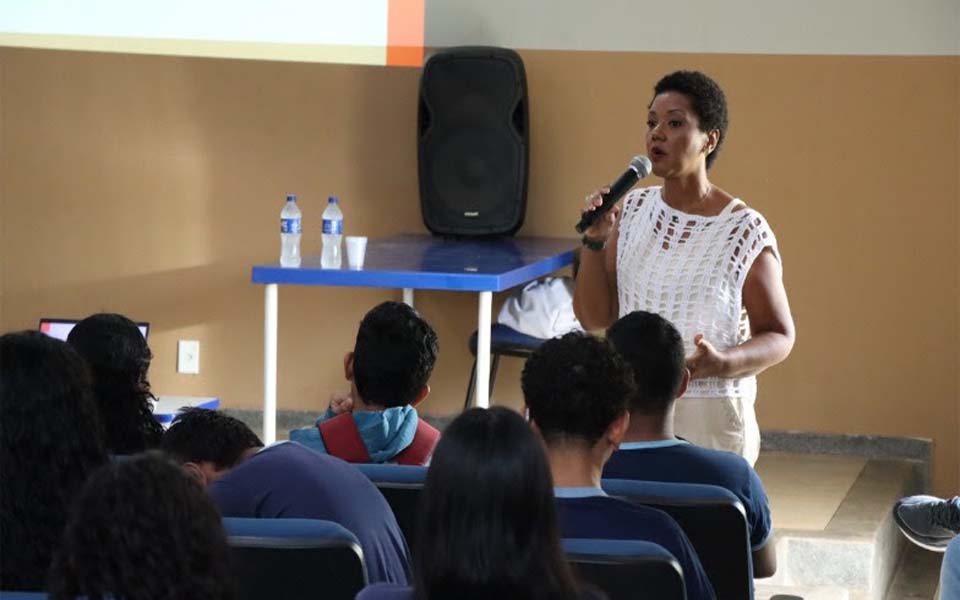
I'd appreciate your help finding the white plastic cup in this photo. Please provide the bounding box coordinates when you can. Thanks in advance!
[345,236,368,270]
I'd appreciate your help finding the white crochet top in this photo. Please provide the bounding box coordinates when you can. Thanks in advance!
[616,186,780,400]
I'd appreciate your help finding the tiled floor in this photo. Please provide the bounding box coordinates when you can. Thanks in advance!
[755,453,868,531]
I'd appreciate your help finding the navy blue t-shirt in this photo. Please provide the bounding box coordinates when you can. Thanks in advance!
[209,441,411,584]
[555,491,716,600]
[603,439,772,550]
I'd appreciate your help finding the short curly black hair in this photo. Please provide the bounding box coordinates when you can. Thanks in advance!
[0,331,108,590]
[653,70,729,169]
[49,452,236,600]
[607,311,687,415]
[67,313,163,455]
[353,301,439,408]
[521,331,635,447]
[161,408,263,469]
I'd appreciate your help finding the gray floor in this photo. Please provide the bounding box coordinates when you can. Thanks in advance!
[885,543,942,600]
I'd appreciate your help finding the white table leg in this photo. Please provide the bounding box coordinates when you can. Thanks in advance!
[403,288,415,307]
[474,291,493,409]
[263,284,278,444]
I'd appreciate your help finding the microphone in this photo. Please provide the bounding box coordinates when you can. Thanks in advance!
[575,155,653,234]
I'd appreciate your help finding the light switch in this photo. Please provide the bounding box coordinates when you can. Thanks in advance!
[177,340,200,375]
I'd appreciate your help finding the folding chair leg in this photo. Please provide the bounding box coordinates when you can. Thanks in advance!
[464,359,478,411]
[488,355,501,399]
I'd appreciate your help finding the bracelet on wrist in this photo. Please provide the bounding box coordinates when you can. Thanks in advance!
[581,235,608,251]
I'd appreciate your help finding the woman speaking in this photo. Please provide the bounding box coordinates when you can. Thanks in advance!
[574,70,795,465]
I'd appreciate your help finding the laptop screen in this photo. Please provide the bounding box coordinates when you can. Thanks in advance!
[39,318,149,342]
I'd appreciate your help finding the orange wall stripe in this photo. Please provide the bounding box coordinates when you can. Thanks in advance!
[387,0,424,67]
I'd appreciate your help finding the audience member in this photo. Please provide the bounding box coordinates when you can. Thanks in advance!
[49,452,235,600]
[522,331,715,600]
[0,331,108,591]
[67,312,163,454]
[162,408,410,584]
[941,535,960,599]
[893,494,960,552]
[604,310,776,577]
[359,407,605,600]
[290,301,440,465]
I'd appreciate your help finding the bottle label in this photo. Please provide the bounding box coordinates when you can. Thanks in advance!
[281,218,302,234]
[322,219,342,235]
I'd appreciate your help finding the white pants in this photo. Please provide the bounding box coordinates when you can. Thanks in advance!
[673,395,760,466]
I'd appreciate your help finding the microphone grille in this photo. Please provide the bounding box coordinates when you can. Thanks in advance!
[630,155,653,177]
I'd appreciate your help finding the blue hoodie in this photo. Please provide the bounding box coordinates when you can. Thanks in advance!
[290,405,420,463]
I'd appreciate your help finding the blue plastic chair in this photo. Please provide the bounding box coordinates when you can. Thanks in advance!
[563,538,685,600]
[222,517,366,600]
[356,464,427,556]
[464,323,546,408]
[356,583,414,600]
[601,478,752,600]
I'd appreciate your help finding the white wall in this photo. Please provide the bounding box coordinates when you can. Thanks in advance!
[425,0,960,55]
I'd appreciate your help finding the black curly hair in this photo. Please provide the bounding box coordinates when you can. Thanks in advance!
[67,313,163,455]
[49,452,236,600]
[607,311,687,415]
[353,301,439,408]
[161,408,263,469]
[415,407,580,600]
[521,331,635,447]
[0,331,108,591]
[653,70,729,169]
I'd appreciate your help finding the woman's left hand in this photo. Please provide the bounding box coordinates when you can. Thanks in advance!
[686,334,729,379]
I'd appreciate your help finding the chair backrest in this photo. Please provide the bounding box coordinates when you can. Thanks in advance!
[470,323,546,357]
[563,538,685,600]
[356,464,427,556]
[601,478,753,600]
[223,517,367,600]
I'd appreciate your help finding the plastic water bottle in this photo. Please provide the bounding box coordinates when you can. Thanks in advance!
[279,194,302,268]
[321,196,343,269]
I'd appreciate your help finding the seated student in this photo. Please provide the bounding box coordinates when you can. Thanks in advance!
[162,408,411,584]
[49,452,235,600]
[0,331,108,591]
[290,301,440,465]
[522,331,716,600]
[67,312,164,455]
[893,494,960,552]
[603,311,777,578]
[358,407,605,600]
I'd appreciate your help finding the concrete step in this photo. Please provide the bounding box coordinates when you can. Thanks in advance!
[755,452,924,600]
[756,584,850,599]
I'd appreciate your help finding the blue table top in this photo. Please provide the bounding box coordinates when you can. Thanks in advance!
[251,234,577,292]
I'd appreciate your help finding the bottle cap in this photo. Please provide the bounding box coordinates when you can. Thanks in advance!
[328,196,338,204]
[286,194,297,202]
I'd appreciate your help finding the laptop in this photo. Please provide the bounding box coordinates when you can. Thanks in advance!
[38,318,149,341]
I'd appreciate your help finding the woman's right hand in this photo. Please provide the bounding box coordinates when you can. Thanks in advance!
[581,186,619,241]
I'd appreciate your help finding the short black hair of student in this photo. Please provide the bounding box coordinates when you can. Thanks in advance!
[352,301,439,408]
[521,331,635,447]
[161,408,263,469]
[607,311,687,415]
[415,407,579,600]
[49,452,235,600]
[653,70,729,169]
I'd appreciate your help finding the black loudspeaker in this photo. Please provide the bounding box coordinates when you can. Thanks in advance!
[418,47,529,237]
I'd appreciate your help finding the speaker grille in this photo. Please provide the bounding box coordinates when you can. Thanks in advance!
[418,47,528,237]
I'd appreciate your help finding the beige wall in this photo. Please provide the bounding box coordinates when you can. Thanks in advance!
[1,47,958,494]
